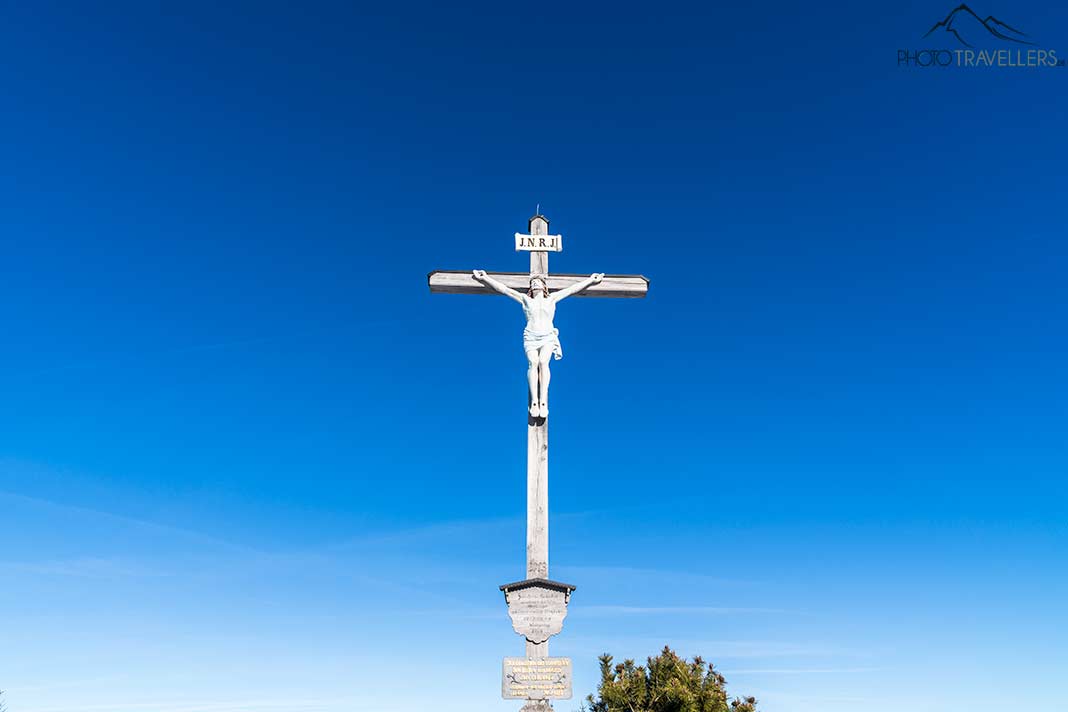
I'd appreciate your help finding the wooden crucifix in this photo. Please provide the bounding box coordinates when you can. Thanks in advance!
[427,213,648,709]
[429,214,647,422]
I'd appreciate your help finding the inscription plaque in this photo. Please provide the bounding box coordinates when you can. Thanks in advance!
[500,578,576,644]
[515,232,563,252]
[502,657,573,700]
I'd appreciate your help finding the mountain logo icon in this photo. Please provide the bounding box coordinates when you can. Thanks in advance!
[924,4,1036,48]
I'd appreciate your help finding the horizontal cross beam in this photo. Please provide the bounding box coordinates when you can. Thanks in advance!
[428,270,649,298]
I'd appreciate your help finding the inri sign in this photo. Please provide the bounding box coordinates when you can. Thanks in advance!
[515,232,562,252]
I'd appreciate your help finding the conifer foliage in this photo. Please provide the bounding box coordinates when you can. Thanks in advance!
[583,646,758,712]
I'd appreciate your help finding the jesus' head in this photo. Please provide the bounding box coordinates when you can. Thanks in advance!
[529,277,549,298]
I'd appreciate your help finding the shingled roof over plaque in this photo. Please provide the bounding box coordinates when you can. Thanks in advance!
[499,578,577,594]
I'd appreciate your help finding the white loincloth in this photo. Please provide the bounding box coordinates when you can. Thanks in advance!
[523,327,563,360]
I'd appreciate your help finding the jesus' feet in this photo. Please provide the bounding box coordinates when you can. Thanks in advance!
[530,402,540,418]
[538,402,548,418]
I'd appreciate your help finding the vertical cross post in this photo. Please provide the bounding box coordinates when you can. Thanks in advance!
[526,214,550,664]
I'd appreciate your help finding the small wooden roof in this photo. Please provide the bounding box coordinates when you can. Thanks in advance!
[499,577,577,593]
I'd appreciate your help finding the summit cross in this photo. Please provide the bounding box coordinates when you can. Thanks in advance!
[427,213,649,711]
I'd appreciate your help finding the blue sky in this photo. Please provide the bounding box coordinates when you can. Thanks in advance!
[1,1,1066,711]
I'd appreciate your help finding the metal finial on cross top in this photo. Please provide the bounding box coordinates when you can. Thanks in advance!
[427,213,648,708]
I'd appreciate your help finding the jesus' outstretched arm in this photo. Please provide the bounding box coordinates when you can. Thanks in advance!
[473,270,525,304]
[549,273,604,303]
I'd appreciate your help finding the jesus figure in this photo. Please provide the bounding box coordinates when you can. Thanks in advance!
[473,270,604,418]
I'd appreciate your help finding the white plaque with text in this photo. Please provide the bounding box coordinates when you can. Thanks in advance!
[515,232,563,252]
[502,657,572,700]
[504,584,569,643]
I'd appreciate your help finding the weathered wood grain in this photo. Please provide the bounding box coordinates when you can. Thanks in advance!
[428,270,649,298]
[526,417,549,660]
[528,215,552,274]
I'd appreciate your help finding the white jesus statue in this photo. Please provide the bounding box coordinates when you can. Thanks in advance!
[473,270,604,418]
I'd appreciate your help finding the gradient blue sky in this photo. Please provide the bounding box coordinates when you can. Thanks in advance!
[2,2,1066,711]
